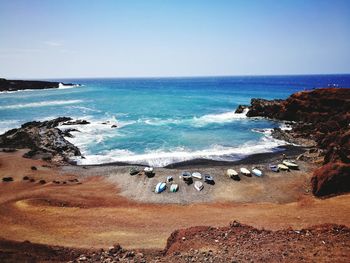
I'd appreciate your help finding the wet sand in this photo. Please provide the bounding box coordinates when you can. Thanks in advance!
[0,149,350,250]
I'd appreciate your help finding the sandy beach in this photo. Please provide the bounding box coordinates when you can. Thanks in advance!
[1,149,349,252]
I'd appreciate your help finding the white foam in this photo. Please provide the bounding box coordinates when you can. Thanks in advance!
[58,83,81,89]
[73,137,285,167]
[141,108,248,127]
[193,108,248,125]
[0,100,83,110]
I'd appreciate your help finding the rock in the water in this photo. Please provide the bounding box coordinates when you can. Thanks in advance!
[62,120,90,125]
[234,105,249,114]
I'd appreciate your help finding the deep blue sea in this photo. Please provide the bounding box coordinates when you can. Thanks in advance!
[1,75,349,166]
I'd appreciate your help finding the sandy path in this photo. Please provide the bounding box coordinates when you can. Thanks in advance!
[1,151,350,250]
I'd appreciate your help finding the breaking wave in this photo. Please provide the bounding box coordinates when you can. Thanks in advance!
[0,100,83,109]
[72,136,285,167]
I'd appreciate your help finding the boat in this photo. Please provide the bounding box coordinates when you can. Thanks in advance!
[166,176,173,183]
[144,166,154,175]
[129,167,140,175]
[240,167,251,176]
[278,164,289,171]
[204,174,214,184]
[192,172,202,180]
[282,160,299,169]
[269,164,279,172]
[194,181,204,191]
[226,169,238,178]
[182,171,193,184]
[155,182,166,193]
[252,168,263,177]
[170,184,179,192]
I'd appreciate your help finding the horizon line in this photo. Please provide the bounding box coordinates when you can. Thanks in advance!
[4,72,350,81]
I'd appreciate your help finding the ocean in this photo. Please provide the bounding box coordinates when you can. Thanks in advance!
[1,75,349,166]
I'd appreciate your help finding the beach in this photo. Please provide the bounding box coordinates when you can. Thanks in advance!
[1,148,350,252]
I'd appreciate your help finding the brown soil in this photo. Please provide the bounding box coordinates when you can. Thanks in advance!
[1,150,350,261]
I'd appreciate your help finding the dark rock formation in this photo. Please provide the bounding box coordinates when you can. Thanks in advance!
[240,88,350,197]
[234,104,249,114]
[0,78,78,92]
[0,117,81,164]
[62,120,90,125]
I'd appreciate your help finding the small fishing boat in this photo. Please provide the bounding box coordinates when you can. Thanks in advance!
[282,160,299,169]
[240,167,251,176]
[170,184,179,192]
[166,176,173,183]
[192,172,202,180]
[155,182,166,193]
[144,166,154,175]
[194,181,204,191]
[252,168,263,177]
[226,169,238,178]
[182,171,192,180]
[278,164,289,171]
[129,167,140,175]
[269,164,279,172]
[204,174,214,184]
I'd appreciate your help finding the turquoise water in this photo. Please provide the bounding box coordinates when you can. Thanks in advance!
[0,75,349,166]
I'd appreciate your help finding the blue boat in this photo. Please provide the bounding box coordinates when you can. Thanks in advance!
[155,182,166,193]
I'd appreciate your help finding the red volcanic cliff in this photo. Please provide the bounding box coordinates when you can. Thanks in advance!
[243,88,350,197]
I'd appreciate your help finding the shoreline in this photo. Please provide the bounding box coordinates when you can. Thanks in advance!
[80,144,305,169]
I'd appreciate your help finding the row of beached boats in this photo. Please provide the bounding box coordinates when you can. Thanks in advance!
[130,159,299,194]
[155,171,214,193]
[226,160,299,179]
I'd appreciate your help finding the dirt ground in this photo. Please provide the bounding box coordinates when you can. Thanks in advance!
[1,150,350,251]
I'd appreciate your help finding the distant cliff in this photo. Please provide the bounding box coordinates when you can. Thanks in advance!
[0,78,78,92]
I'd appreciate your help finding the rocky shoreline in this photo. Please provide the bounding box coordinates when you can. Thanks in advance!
[237,87,350,197]
[0,78,79,92]
[0,117,82,164]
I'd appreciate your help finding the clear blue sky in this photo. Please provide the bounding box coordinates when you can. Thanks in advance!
[1,0,349,78]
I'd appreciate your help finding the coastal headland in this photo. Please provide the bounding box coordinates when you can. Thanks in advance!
[0,87,349,262]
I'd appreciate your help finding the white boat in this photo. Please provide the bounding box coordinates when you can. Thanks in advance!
[144,167,154,174]
[226,169,238,178]
[282,160,299,169]
[192,172,202,180]
[166,176,173,183]
[278,164,289,170]
[155,182,166,193]
[170,184,179,192]
[240,167,251,176]
[194,181,204,191]
[252,168,263,177]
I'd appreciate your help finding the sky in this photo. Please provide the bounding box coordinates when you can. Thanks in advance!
[0,0,350,79]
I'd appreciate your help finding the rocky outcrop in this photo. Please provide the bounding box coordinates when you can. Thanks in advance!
[240,88,350,197]
[311,162,350,197]
[0,78,78,92]
[0,117,81,164]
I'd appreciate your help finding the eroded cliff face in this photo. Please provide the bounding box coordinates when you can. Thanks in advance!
[0,117,81,164]
[241,88,350,197]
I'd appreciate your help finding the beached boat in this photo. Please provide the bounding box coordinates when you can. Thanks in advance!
[240,167,251,176]
[155,182,166,193]
[278,164,289,171]
[282,160,299,169]
[182,171,192,180]
[226,169,238,178]
[204,174,214,184]
[269,164,279,172]
[192,172,202,180]
[252,168,263,177]
[170,184,179,192]
[194,181,204,191]
[166,176,173,183]
[129,167,140,175]
[144,166,154,175]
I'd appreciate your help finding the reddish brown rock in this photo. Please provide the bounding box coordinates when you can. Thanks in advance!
[312,162,350,197]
